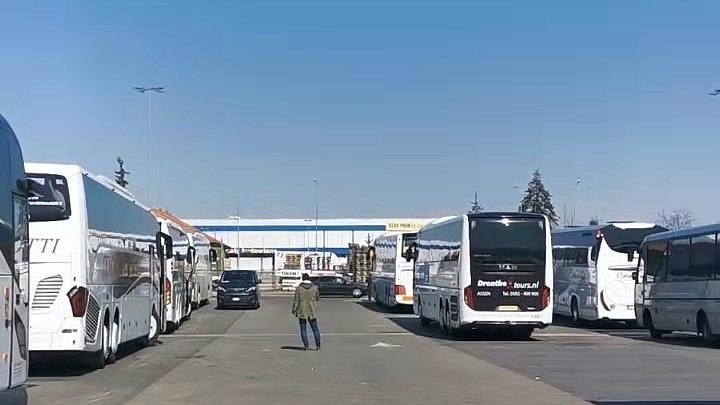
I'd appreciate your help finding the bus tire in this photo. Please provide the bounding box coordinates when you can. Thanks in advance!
[91,315,110,369]
[698,312,718,345]
[511,327,533,340]
[570,297,581,325]
[148,307,160,346]
[644,311,664,339]
[418,300,430,327]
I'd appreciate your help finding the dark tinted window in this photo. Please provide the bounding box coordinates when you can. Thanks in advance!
[554,247,588,267]
[27,174,71,222]
[690,234,715,280]
[603,225,667,254]
[668,238,691,281]
[84,176,158,238]
[319,276,335,283]
[645,241,667,282]
[470,217,546,265]
[221,271,255,285]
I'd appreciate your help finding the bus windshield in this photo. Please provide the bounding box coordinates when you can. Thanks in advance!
[27,174,71,222]
[470,217,546,266]
[602,225,667,254]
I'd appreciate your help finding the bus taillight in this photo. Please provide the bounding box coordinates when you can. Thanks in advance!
[464,286,474,308]
[165,278,172,305]
[394,285,406,296]
[540,286,550,310]
[67,286,89,317]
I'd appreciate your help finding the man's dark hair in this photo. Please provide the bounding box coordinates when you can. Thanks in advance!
[302,273,310,281]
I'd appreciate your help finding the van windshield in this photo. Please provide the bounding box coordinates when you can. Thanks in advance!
[27,174,72,222]
[221,271,256,286]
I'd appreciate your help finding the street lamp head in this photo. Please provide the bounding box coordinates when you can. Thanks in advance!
[134,86,166,93]
[312,178,319,186]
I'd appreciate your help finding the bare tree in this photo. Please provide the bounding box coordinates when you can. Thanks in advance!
[657,208,695,230]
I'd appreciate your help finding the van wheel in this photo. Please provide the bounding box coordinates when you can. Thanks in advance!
[645,311,664,339]
[570,298,581,325]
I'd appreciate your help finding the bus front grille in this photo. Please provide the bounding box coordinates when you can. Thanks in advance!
[31,275,63,310]
[84,296,101,342]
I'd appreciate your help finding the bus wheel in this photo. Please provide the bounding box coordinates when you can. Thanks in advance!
[698,313,718,345]
[91,316,110,369]
[148,308,160,346]
[511,327,533,340]
[644,311,664,339]
[570,298,581,325]
[418,300,430,327]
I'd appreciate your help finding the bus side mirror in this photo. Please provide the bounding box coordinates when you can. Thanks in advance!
[186,247,196,264]
[156,232,173,259]
[631,271,638,281]
[210,249,218,263]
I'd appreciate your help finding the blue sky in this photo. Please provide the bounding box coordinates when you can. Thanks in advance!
[2,1,719,223]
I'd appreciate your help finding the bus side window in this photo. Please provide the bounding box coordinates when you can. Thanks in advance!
[590,242,600,263]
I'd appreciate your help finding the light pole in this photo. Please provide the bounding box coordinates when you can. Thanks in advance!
[304,219,312,254]
[573,178,581,226]
[134,86,165,205]
[229,215,242,268]
[312,178,319,255]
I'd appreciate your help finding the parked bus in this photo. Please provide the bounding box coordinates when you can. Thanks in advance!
[0,114,29,393]
[552,222,666,324]
[153,210,192,332]
[189,232,212,308]
[370,232,417,308]
[414,212,552,339]
[26,163,165,368]
[635,224,720,344]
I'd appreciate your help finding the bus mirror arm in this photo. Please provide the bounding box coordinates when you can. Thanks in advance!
[628,250,635,262]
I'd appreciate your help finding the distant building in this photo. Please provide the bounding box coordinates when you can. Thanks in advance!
[184,218,432,271]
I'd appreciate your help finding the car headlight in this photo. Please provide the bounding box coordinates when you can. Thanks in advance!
[247,286,256,292]
[217,286,226,292]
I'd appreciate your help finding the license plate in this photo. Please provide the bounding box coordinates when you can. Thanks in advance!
[232,297,240,302]
[497,305,520,311]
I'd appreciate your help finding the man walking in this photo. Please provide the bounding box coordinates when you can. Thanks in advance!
[292,273,321,350]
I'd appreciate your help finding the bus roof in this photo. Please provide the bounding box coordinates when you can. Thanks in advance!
[643,223,720,244]
[26,162,153,212]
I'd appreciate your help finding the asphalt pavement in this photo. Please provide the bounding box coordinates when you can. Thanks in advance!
[10,297,720,404]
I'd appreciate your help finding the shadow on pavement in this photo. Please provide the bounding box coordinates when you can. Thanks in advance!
[592,401,720,405]
[355,300,414,315]
[280,346,307,351]
[30,339,157,377]
[0,386,28,405]
[386,315,538,342]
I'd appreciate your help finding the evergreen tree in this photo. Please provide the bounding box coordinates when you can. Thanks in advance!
[519,169,559,226]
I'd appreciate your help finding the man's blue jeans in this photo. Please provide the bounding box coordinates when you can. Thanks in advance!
[299,318,320,349]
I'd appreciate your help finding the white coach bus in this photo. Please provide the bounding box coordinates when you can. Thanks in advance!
[0,114,29,393]
[26,163,164,368]
[414,212,552,339]
[371,232,418,308]
[635,224,720,344]
[189,232,212,308]
[153,210,192,332]
[552,222,666,324]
